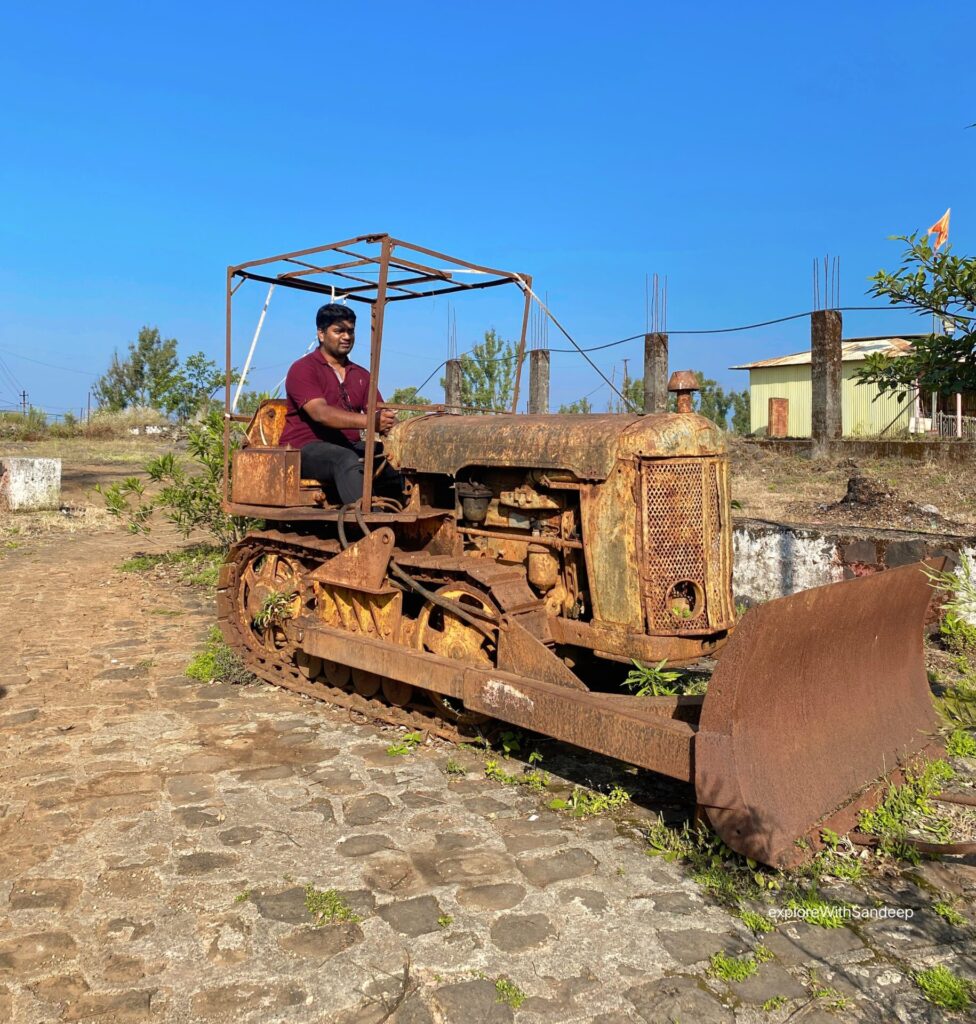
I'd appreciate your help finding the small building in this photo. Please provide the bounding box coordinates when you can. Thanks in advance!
[731,336,940,438]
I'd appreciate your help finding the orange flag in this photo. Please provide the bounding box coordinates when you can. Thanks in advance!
[928,208,950,251]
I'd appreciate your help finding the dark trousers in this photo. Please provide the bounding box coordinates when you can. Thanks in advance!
[300,440,401,505]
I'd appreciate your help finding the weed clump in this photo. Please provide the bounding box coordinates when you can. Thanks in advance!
[494,978,525,1009]
[185,626,255,686]
[622,659,708,697]
[304,885,361,926]
[857,760,956,863]
[548,784,630,817]
[913,965,972,1011]
[386,732,424,757]
[708,946,772,983]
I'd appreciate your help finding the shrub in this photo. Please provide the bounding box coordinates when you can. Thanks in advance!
[98,409,259,546]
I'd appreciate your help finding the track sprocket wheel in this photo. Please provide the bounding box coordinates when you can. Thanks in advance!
[236,549,306,653]
[414,583,497,725]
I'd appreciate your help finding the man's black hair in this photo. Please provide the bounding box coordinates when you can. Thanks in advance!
[316,303,356,331]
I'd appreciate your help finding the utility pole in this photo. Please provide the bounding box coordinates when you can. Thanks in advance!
[87,390,92,422]
[20,390,28,415]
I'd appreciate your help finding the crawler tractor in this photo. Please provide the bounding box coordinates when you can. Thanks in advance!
[218,235,943,869]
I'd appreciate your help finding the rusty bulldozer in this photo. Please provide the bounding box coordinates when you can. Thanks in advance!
[217,235,943,869]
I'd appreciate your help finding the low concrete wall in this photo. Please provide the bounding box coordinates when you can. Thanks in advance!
[746,437,976,464]
[733,516,976,617]
[0,457,62,511]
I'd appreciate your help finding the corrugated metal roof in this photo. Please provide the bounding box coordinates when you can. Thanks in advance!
[730,336,919,371]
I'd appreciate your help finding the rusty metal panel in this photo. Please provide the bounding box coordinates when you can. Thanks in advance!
[232,448,302,506]
[640,458,734,636]
[386,413,726,481]
[244,400,289,447]
[310,529,395,594]
[579,467,644,629]
[463,675,696,783]
[696,560,942,868]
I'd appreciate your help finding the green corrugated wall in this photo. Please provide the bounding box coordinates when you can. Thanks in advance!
[746,362,913,437]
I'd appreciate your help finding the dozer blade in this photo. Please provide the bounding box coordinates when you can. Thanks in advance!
[696,560,944,868]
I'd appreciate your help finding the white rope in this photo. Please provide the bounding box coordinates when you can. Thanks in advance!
[232,284,275,412]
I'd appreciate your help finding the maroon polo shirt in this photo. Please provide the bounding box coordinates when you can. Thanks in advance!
[279,348,382,448]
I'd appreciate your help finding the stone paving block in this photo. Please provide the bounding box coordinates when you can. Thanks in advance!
[376,895,444,936]
[625,975,733,1023]
[278,922,364,958]
[516,847,599,887]
[431,979,514,1023]
[8,877,82,910]
[456,883,526,910]
[763,923,869,965]
[490,912,556,952]
[659,928,747,967]
[728,962,807,1004]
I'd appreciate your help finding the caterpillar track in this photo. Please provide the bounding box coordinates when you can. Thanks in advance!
[216,530,497,744]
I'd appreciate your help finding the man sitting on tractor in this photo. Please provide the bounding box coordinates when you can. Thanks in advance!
[279,302,399,504]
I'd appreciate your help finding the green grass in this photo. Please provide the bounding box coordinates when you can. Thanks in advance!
[913,965,972,1011]
[783,887,849,928]
[739,909,775,934]
[118,544,224,587]
[484,759,549,792]
[303,885,362,926]
[185,625,255,686]
[857,759,956,863]
[761,995,787,1011]
[494,978,526,1009]
[946,728,976,757]
[386,732,424,757]
[443,758,466,777]
[437,914,453,928]
[548,784,630,817]
[933,899,966,926]
[709,947,772,982]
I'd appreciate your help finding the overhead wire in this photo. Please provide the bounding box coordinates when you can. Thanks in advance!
[405,301,956,399]
[0,346,98,376]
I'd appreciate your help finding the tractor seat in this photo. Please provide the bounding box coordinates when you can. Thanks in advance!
[243,398,378,489]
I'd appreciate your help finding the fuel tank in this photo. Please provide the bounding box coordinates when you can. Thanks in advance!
[385,412,726,480]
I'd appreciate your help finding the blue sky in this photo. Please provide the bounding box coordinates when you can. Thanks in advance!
[1,2,973,417]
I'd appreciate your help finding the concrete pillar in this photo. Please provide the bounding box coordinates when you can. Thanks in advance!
[528,349,550,414]
[811,310,842,450]
[0,457,61,511]
[643,333,668,413]
[444,358,462,414]
[768,397,789,438]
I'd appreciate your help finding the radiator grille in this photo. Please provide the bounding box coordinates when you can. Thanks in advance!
[641,458,732,634]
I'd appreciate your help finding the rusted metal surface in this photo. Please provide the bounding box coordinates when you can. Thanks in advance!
[639,458,734,636]
[462,674,696,783]
[696,560,943,868]
[310,528,395,594]
[244,400,288,447]
[668,370,699,414]
[496,619,587,690]
[385,413,725,481]
[292,613,697,782]
[547,617,727,665]
[231,449,311,507]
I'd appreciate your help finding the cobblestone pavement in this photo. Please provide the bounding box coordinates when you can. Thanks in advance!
[1,525,974,1023]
